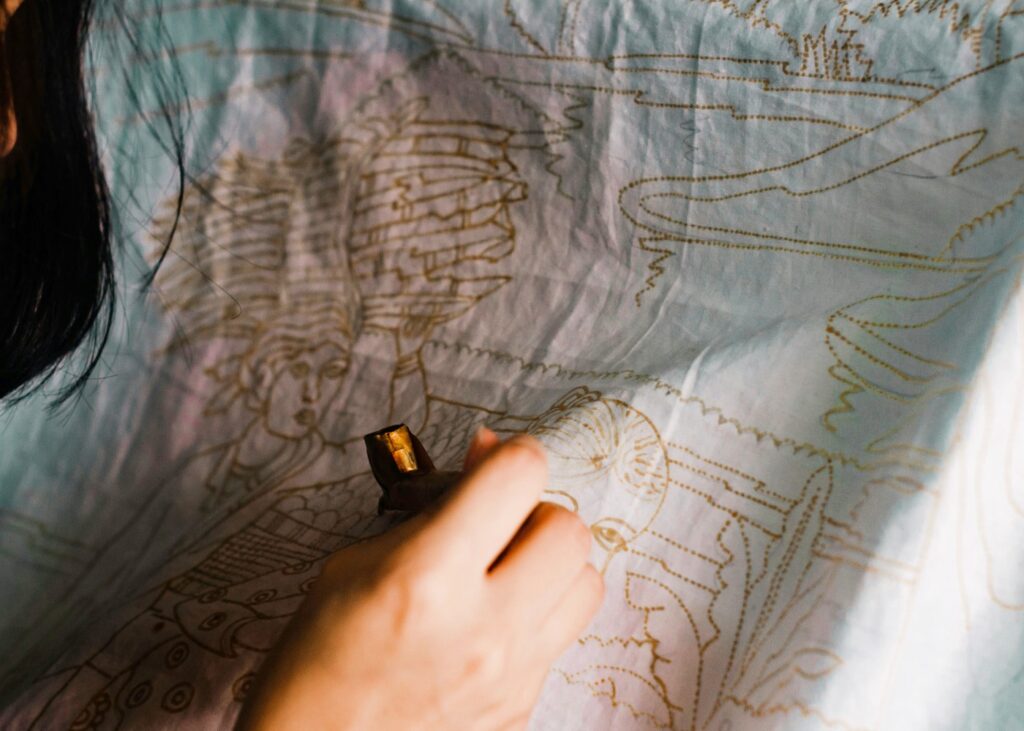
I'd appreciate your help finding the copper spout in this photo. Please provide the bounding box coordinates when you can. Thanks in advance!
[364,424,461,514]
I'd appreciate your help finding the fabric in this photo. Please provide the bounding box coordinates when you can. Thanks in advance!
[2,2,1023,729]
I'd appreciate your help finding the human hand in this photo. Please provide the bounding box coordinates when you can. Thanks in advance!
[236,428,604,731]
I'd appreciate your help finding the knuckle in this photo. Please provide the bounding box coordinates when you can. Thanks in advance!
[403,564,446,606]
[572,516,593,553]
[582,564,605,605]
[375,558,446,633]
[546,506,591,556]
[532,500,561,522]
[463,640,509,686]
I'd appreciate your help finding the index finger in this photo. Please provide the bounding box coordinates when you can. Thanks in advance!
[424,434,547,572]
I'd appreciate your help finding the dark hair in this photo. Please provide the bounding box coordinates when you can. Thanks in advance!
[0,0,184,406]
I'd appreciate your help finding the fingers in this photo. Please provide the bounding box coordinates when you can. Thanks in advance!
[535,563,604,661]
[463,426,501,471]
[424,434,548,572]
[489,502,593,617]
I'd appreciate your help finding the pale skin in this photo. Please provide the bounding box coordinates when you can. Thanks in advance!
[237,428,604,730]
[4,3,604,723]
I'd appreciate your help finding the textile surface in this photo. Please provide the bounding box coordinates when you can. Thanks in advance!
[2,2,1023,729]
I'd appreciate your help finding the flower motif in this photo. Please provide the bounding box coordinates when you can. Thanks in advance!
[528,387,669,554]
[530,387,668,501]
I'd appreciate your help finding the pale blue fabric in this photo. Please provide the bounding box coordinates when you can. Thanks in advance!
[2,2,1023,728]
